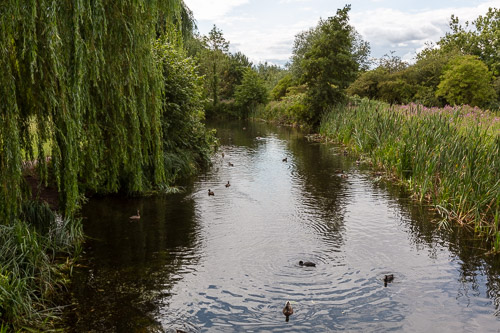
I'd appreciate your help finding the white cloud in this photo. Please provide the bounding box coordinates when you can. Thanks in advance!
[185,0,499,65]
[279,0,311,3]
[351,0,499,59]
[183,0,249,21]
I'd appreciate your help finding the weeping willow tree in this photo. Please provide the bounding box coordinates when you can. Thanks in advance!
[0,0,205,222]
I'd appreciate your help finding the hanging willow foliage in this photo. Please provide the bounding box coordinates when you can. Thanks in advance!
[0,0,199,221]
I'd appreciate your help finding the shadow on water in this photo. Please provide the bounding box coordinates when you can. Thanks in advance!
[65,119,500,332]
[66,194,202,332]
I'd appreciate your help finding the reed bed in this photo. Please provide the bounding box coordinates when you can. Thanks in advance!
[0,202,83,330]
[320,98,500,251]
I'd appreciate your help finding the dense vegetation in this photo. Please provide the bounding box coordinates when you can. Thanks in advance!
[259,5,370,127]
[261,7,498,127]
[348,8,499,108]
[186,25,284,118]
[320,99,500,250]
[0,0,214,329]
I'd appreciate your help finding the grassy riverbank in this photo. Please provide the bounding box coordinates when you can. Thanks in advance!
[0,201,83,330]
[320,98,500,251]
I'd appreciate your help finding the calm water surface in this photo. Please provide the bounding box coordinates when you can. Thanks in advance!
[67,120,500,332]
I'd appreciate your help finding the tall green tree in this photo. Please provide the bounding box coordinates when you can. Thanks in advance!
[297,5,369,124]
[436,55,497,107]
[234,68,268,117]
[201,25,230,110]
[439,8,500,75]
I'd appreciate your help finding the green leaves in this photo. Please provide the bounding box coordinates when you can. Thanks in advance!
[436,55,496,107]
[234,68,268,117]
[290,5,369,126]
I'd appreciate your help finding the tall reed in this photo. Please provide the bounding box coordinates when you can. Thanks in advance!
[320,98,500,250]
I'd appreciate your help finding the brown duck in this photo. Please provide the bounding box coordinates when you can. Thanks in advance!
[129,209,140,220]
[283,301,293,321]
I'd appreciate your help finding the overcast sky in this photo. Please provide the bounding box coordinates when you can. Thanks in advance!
[183,0,498,66]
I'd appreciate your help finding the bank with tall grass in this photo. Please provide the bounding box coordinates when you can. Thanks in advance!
[0,202,83,330]
[320,98,500,250]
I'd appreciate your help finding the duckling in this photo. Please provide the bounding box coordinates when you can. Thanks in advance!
[225,181,231,188]
[340,172,349,179]
[221,152,225,158]
[283,301,293,321]
[228,162,234,167]
[384,274,394,287]
[299,260,316,267]
[129,209,140,220]
[208,189,215,196]
[282,157,288,162]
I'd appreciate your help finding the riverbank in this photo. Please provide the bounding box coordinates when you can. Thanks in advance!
[0,172,84,331]
[319,98,500,252]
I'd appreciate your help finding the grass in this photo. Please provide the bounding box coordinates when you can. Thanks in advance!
[0,201,83,330]
[320,98,500,251]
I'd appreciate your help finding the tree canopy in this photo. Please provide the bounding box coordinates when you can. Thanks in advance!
[0,0,213,221]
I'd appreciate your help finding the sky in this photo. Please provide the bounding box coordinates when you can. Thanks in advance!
[183,0,499,66]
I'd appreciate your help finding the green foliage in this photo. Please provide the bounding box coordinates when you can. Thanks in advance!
[436,55,497,107]
[291,5,369,126]
[154,39,216,180]
[271,74,295,101]
[0,0,210,220]
[320,99,500,249]
[234,69,268,117]
[258,93,312,126]
[220,52,253,100]
[255,62,288,92]
[0,1,214,329]
[439,8,500,75]
[198,25,231,111]
[0,215,83,329]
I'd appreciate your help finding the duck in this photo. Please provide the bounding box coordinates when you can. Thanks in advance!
[221,152,225,158]
[384,274,394,287]
[225,181,231,188]
[283,301,293,321]
[228,162,234,167]
[355,159,361,166]
[129,209,140,220]
[299,260,316,267]
[282,157,288,162]
[208,189,215,196]
[340,172,349,179]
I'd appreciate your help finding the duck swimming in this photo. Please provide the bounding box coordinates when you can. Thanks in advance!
[208,189,215,196]
[225,181,231,188]
[129,209,140,220]
[282,157,288,162]
[283,301,293,321]
[299,260,316,267]
[384,274,394,287]
[228,162,234,167]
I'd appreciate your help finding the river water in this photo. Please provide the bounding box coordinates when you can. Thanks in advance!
[66,120,500,332]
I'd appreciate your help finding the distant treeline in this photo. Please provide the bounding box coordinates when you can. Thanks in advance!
[259,7,499,127]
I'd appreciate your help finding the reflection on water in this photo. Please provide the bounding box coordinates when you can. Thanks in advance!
[66,120,500,332]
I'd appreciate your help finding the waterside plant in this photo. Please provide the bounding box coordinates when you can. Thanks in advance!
[0,202,83,330]
[320,98,500,251]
